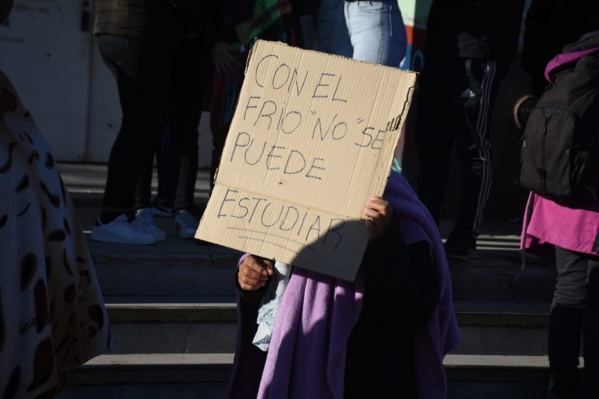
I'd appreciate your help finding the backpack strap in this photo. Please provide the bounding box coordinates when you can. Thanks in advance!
[520,193,536,271]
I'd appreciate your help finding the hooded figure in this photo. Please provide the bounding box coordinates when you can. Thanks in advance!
[229,170,461,399]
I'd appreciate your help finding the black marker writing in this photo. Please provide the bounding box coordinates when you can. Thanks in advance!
[217,188,346,247]
[230,132,327,180]
[254,53,309,96]
[355,127,385,150]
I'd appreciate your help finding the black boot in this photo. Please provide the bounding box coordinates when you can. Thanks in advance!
[548,306,584,398]
[583,267,599,399]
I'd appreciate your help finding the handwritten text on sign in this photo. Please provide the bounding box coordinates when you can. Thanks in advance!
[198,40,416,280]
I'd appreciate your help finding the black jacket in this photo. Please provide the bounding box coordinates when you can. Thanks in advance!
[94,0,215,49]
[424,0,525,60]
[521,0,599,96]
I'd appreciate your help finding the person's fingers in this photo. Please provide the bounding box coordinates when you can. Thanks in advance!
[245,256,270,273]
[223,62,237,77]
[214,57,241,77]
[257,257,274,276]
[363,196,393,239]
[367,196,391,213]
[237,256,275,290]
[364,218,378,240]
[229,58,242,70]
[223,57,242,75]
[238,269,266,290]
[367,197,393,220]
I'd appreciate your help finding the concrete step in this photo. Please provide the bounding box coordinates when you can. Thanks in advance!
[107,303,238,355]
[56,353,559,399]
[57,354,232,399]
[93,245,241,300]
[92,239,556,303]
[454,300,550,357]
[449,241,556,303]
[104,300,551,357]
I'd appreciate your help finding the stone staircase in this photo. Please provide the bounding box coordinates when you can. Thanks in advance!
[56,163,559,399]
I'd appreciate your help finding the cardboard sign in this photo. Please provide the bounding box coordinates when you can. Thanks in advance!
[196,40,417,281]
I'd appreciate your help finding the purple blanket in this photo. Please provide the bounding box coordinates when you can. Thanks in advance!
[228,171,461,398]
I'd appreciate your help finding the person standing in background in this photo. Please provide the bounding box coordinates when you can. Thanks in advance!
[520,0,599,99]
[132,36,211,240]
[521,32,599,399]
[520,2,599,397]
[91,0,212,244]
[208,0,308,191]
[414,0,525,261]
[314,0,407,66]
[339,0,407,66]
[228,170,460,398]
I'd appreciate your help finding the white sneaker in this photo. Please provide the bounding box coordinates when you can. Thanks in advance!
[175,210,199,239]
[91,214,155,245]
[134,208,167,242]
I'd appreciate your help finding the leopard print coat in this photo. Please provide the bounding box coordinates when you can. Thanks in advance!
[0,70,113,399]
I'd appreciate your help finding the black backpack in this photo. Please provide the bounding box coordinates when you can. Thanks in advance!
[519,53,599,206]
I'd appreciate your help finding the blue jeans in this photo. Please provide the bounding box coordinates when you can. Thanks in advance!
[340,0,407,66]
[314,0,345,55]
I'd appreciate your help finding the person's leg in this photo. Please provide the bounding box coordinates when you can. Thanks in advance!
[583,256,599,398]
[550,246,588,398]
[169,38,207,238]
[444,58,507,259]
[415,56,454,226]
[132,146,168,241]
[344,0,406,66]
[209,68,244,192]
[210,122,228,192]
[134,147,158,211]
[315,0,347,56]
[331,2,353,59]
[153,123,177,216]
[93,34,171,244]
[98,35,171,211]
[169,42,204,212]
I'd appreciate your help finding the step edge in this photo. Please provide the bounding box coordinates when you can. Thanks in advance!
[105,303,549,327]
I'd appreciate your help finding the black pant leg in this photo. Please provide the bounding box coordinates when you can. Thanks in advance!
[169,37,207,212]
[97,34,172,210]
[550,247,589,396]
[583,257,599,398]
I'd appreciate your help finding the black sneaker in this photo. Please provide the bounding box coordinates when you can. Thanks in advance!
[444,236,479,262]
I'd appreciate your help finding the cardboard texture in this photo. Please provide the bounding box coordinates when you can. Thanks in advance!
[196,40,417,281]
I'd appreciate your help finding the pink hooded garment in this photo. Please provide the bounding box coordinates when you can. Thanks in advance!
[522,42,599,256]
[522,194,599,256]
[228,170,461,399]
